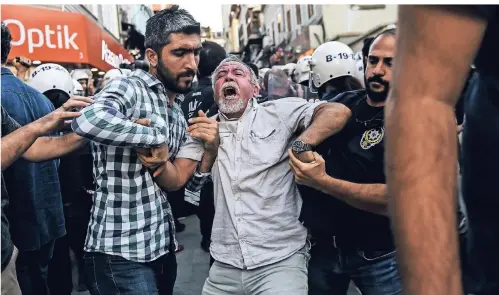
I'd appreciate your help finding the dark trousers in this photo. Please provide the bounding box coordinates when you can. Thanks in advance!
[308,239,402,295]
[16,239,56,295]
[83,252,177,295]
[47,215,89,295]
[196,181,215,241]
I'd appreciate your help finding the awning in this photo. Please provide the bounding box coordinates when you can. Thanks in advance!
[1,5,134,71]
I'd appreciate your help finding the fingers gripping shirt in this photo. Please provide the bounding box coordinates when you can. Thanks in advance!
[71,69,188,262]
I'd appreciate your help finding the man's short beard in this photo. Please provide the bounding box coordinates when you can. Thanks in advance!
[157,61,192,94]
[218,97,246,114]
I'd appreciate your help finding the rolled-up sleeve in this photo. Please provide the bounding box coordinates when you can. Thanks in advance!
[71,78,168,148]
[176,134,204,161]
[268,98,326,133]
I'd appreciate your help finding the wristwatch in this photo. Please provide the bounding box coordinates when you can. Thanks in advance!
[291,140,313,154]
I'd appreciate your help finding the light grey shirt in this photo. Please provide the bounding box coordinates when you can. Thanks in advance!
[177,97,325,269]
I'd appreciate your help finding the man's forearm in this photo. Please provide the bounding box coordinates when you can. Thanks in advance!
[72,103,168,148]
[199,151,216,173]
[384,5,487,295]
[153,158,198,191]
[297,103,351,146]
[23,133,87,162]
[317,175,387,216]
[1,124,41,170]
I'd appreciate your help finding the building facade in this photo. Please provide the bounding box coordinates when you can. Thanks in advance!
[221,4,397,68]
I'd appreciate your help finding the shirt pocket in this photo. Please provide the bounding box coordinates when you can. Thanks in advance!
[248,128,281,165]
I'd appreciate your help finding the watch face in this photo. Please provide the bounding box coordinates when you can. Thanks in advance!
[292,140,306,152]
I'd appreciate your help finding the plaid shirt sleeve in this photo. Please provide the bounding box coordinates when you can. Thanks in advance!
[185,166,211,192]
[71,78,169,148]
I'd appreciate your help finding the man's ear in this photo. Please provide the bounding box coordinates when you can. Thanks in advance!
[253,84,260,97]
[146,48,159,69]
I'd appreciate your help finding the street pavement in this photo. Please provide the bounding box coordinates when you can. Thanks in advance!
[72,214,361,295]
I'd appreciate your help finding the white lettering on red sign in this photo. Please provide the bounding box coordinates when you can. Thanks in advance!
[102,40,130,69]
[3,19,79,54]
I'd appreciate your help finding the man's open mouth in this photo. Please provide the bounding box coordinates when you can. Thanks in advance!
[222,85,238,99]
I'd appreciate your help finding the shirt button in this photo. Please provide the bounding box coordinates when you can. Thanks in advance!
[237,137,241,141]
[237,218,242,222]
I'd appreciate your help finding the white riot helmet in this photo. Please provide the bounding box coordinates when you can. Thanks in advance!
[70,69,90,81]
[309,41,357,92]
[259,68,270,80]
[283,63,296,78]
[28,63,74,96]
[73,79,84,96]
[102,68,130,87]
[296,56,313,84]
[354,60,365,87]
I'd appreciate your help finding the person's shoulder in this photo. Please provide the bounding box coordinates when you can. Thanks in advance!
[260,97,306,107]
[329,89,366,110]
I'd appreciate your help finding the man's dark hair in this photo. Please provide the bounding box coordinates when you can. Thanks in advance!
[246,63,259,77]
[323,76,364,95]
[145,5,201,55]
[1,22,12,64]
[362,37,374,68]
[370,28,396,53]
[198,41,226,77]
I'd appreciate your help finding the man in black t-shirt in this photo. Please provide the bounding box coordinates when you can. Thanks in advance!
[290,29,401,295]
[180,41,226,254]
[384,6,499,295]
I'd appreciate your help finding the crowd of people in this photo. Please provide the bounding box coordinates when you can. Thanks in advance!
[1,4,498,295]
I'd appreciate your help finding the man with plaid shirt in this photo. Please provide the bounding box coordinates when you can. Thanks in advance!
[71,6,208,295]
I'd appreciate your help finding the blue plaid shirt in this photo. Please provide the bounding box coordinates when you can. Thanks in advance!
[72,69,188,262]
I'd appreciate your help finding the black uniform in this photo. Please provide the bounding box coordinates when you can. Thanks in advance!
[181,76,218,119]
[180,76,216,251]
[300,89,393,250]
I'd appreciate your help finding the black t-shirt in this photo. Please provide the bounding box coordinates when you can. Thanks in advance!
[181,76,218,123]
[300,90,394,250]
[1,107,21,271]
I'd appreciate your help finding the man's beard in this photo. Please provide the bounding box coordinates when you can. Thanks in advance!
[364,75,390,102]
[218,97,246,114]
[156,61,195,94]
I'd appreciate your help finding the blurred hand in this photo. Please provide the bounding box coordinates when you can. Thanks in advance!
[13,56,31,72]
[188,110,220,155]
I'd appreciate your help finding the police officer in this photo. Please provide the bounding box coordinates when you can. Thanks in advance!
[29,64,95,295]
[309,41,363,101]
[180,41,227,256]
[293,29,402,295]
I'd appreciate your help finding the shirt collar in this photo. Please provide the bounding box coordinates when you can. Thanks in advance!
[1,67,14,76]
[218,97,257,122]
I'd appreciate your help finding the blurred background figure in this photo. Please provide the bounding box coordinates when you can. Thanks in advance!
[70,69,92,97]
[72,80,85,97]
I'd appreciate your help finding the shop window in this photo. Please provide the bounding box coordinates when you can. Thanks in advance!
[286,10,292,32]
[307,5,315,19]
[277,13,282,33]
[295,5,302,25]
